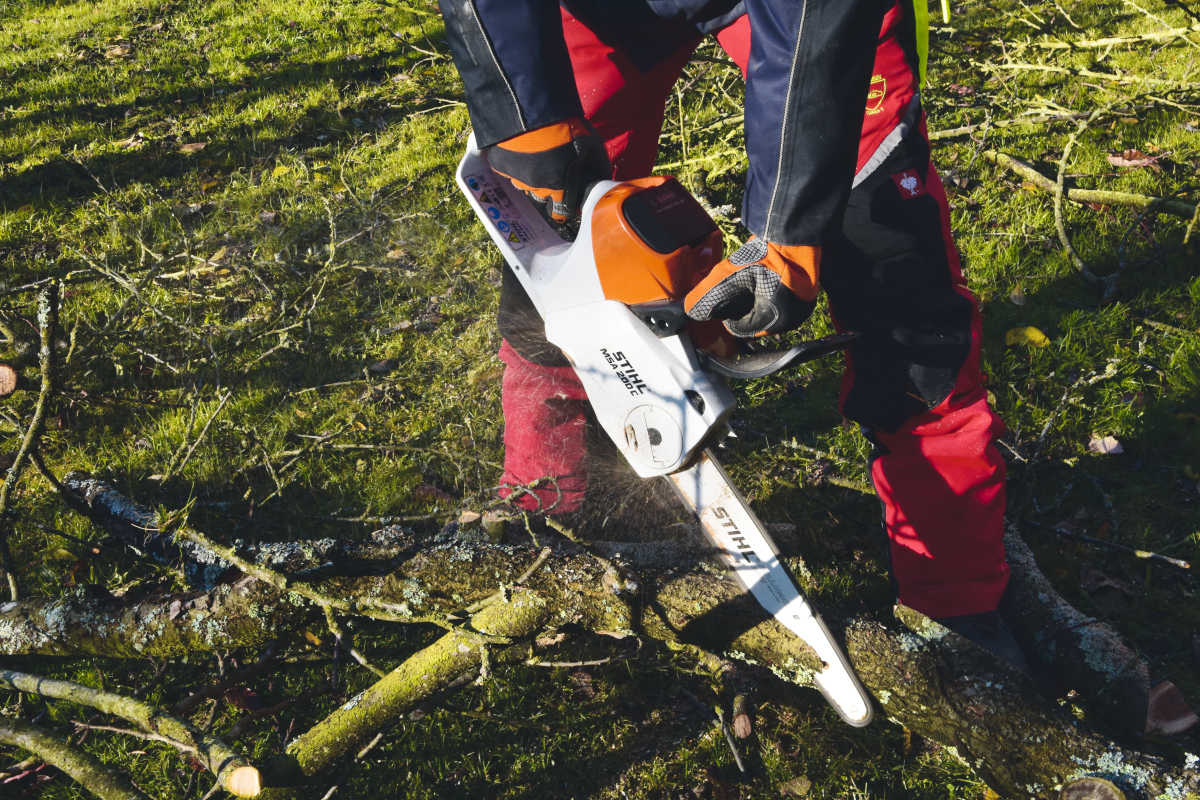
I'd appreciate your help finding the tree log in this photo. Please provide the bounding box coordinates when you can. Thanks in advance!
[0,715,148,800]
[27,479,1197,799]
[1001,523,1150,733]
[0,580,305,658]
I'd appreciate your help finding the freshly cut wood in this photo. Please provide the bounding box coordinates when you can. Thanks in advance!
[227,765,264,797]
[1146,681,1199,735]
[0,363,17,397]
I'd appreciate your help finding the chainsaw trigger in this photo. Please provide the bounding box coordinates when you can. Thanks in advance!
[697,331,861,379]
[628,299,690,338]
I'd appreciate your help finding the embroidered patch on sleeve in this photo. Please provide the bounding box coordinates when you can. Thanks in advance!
[891,169,926,199]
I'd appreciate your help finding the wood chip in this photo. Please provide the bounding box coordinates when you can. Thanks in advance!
[1145,681,1198,735]
[0,363,17,397]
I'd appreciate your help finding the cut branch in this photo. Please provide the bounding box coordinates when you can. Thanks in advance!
[0,669,261,796]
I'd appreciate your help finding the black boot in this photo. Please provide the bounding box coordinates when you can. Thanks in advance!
[934,610,1033,674]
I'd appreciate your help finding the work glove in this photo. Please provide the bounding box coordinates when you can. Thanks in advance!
[684,238,821,338]
[490,117,612,224]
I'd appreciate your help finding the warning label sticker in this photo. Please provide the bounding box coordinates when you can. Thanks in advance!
[464,172,535,251]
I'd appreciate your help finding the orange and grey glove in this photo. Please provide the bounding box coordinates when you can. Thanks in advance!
[684,238,821,338]
[489,117,611,223]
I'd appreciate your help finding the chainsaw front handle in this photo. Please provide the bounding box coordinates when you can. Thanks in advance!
[697,331,861,380]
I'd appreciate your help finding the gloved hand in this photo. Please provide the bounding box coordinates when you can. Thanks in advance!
[684,238,821,338]
[490,117,612,223]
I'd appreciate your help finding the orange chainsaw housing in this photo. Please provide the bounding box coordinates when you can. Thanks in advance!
[590,176,738,357]
[592,176,723,303]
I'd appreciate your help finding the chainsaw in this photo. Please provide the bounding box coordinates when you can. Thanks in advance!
[456,134,874,728]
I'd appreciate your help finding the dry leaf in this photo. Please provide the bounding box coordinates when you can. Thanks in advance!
[1009,285,1027,306]
[224,686,262,712]
[271,165,291,178]
[258,210,280,225]
[105,45,132,58]
[302,629,324,646]
[1087,435,1124,455]
[345,53,363,61]
[1004,326,1049,348]
[1106,148,1161,170]
[1080,566,1135,596]
[386,249,407,260]
[413,484,453,502]
[200,179,222,194]
[16,204,33,215]
[392,73,411,82]
[179,142,207,154]
[145,21,165,32]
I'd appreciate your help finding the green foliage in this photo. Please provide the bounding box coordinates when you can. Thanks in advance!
[1,0,1198,796]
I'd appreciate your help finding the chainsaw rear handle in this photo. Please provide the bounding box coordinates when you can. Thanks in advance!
[629,299,860,380]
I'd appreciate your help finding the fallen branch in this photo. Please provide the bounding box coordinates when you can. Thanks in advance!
[981,150,1198,218]
[0,715,148,800]
[0,669,262,796]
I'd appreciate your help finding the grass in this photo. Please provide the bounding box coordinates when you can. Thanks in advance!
[1,0,1198,797]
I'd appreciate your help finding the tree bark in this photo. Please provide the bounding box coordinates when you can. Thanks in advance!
[0,715,148,800]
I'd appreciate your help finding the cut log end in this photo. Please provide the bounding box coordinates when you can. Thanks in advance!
[1146,680,1199,736]
[0,364,17,398]
[1060,777,1126,800]
[731,693,753,739]
[225,765,263,797]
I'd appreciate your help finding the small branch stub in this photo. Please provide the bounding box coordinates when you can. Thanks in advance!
[731,693,753,739]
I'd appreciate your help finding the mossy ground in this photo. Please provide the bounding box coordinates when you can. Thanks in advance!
[0,0,1197,797]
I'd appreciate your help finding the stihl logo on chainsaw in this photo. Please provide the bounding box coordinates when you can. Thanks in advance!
[713,506,757,563]
[601,348,647,396]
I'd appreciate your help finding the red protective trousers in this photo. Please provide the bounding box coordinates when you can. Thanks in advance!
[497,7,1010,619]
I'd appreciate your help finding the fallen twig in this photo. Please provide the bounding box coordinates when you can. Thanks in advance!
[0,282,59,601]
[981,150,1198,218]
[1021,517,1190,569]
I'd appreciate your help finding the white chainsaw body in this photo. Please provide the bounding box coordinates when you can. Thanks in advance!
[455,134,875,728]
[456,133,735,478]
